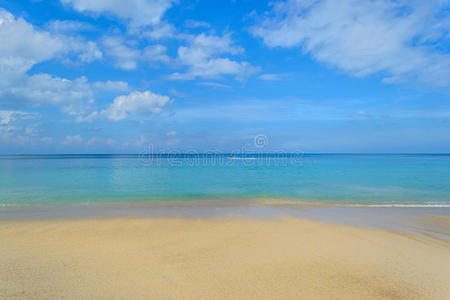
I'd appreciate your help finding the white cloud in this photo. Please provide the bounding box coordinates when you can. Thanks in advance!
[0,9,64,86]
[7,74,94,116]
[0,72,94,117]
[60,0,178,41]
[43,19,103,64]
[73,40,103,63]
[0,110,17,126]
[46,20,93,34]
[101,36,171,70]
[0,9,101,71]
[1,71,100,121]
[61,0,174,27]
[62,134,83,145]
[93,80,129,91]
[170,33,259,79]
[0,110,37,126]
[251,0,450,86]
[166,130,176,136]
[103,90,171,121]
[0,8,101,121]
[143,44,172,64]
[0,128,52,146]
[101,36,140,70]
[0,110,50,146]
[139,22,176,40]
[198,81,231,89]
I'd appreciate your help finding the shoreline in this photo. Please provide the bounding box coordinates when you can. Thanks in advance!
[1,199,449,239]
[2,197,449,212]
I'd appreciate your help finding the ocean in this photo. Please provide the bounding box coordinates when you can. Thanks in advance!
[0,154,449,208]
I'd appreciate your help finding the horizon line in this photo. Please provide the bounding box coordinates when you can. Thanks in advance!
[1,153,449,156]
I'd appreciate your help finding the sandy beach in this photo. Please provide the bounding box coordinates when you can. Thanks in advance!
[1,212,449,299]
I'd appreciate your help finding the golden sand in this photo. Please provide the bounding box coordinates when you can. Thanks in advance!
[0,216,449,299]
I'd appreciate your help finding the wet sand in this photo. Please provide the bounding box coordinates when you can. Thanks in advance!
[1,210,449,299]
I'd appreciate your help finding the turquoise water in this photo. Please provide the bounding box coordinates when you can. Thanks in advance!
[0,154,449,208]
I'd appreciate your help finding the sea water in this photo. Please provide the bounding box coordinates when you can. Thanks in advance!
[0,154,449,208]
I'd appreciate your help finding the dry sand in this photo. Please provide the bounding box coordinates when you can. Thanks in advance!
[0,215,449,299]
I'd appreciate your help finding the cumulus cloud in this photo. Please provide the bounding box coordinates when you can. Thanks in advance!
[61,0,174,27]
[43,19,103,64]
[4,74,94,116]
[0,9,64,84]
[103,90,171,121]
[251,0,450,86]
[0,8,170,124]
[101,36,141,70]
[0,9,101,70]
[170,33,259,79]
[71,40,103,63]
[60,0,178,41]
[139,22,176,40]
[0,8,102,120]
[101,36,171,70]
[143,44,171,64]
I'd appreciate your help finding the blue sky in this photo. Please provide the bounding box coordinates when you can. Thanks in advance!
[0,0,449,154]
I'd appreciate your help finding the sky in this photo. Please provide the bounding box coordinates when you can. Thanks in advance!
[0,0,449,154]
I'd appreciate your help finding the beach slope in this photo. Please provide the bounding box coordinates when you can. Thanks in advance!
[1,216,449,299]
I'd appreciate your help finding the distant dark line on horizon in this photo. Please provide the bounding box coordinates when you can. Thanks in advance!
[0,153,449,156]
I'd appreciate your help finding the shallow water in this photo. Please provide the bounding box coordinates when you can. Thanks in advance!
[0,154,449,207]
[1,201,448,241]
